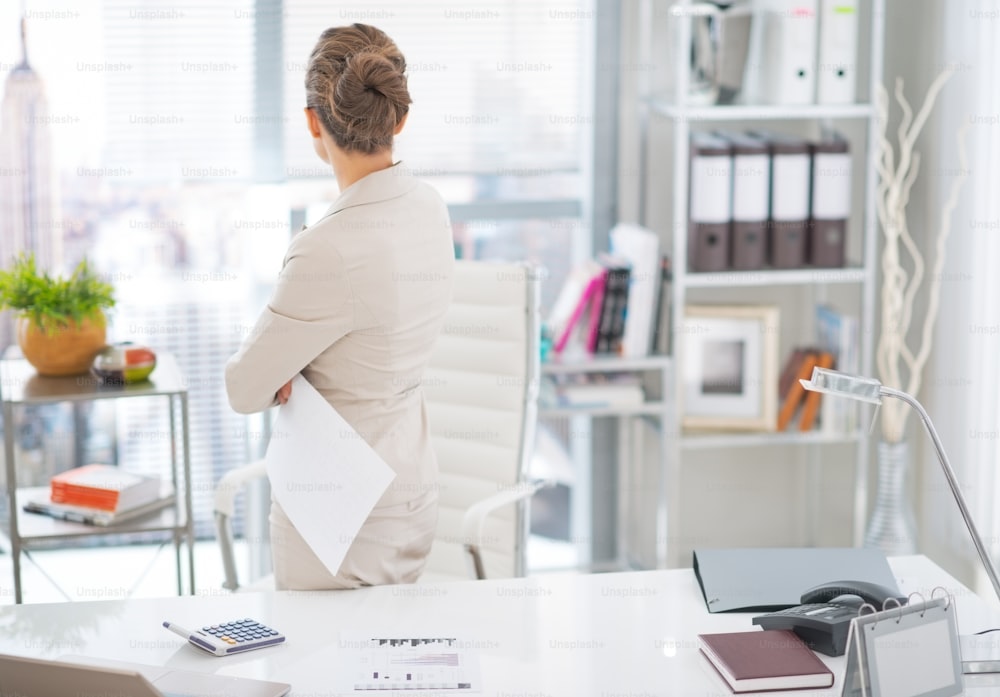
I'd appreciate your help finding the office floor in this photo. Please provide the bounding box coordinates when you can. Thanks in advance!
[0,535,579,605]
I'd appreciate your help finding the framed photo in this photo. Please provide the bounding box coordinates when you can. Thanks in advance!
[681,305,780,431]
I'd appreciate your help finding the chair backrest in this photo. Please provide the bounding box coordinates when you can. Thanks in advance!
[421,259,541,580]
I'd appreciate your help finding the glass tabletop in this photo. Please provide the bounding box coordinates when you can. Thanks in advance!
[0,352,187,405]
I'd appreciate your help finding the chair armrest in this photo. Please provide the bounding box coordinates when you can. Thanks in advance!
[214,459,268,517]
[460,478,555,579]
[213,459,268,590]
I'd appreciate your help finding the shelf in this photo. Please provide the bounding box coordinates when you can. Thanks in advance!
[540,402,668,418]
[541,353,672,375]
[12,487,186,544]
[0,354,187,405]
[646,98,875,122]
[682,266,870,288]
[680,429,862,450]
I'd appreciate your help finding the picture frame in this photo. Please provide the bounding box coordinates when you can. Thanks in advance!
[680,304,780,431]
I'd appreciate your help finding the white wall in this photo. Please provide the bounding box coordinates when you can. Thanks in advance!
[912,0,1000,594]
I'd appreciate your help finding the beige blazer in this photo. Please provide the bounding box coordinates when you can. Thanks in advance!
[226,162,455,510]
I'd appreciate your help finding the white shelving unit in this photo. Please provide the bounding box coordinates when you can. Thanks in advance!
[538,353,672,571]
[636,0,885,567]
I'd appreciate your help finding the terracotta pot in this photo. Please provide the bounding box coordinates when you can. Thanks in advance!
[16,312,108,377]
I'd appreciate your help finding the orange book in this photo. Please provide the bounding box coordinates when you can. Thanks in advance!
[777,347,809,398]
[776,351,819,431]
[798,351,835,431]
[50,464,161,513]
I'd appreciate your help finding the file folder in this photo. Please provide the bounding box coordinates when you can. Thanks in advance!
[693,547,900,613]
[716,131,769,270]
[809,134,851,267]
[816,0,859,104]
[689,132,733,272]
[754,131,811,268]
[743,0,819,105]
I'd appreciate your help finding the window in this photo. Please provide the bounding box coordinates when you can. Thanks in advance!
[0,0,595,541]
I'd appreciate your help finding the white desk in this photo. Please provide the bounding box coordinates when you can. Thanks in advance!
[1,555,999,696]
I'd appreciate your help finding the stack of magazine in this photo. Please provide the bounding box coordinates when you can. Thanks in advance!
[24,463,175,526]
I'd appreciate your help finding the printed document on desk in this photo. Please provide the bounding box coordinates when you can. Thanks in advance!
[265,374,395,576]
[335,634,481,693]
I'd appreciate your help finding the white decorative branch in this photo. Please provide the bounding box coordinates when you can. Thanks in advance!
[874,67,968,443]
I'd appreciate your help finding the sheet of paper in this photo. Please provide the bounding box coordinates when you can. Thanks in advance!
[335,634,482,693]
[264,374,395,576]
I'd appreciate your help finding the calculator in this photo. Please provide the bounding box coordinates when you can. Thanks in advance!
[163,618,286,656]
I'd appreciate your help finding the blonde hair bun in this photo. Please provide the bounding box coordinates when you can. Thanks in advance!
[306,24,411,154]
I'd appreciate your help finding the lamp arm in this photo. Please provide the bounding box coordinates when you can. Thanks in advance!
[880,385,1000,605]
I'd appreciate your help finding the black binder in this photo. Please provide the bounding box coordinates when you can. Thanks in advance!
[808,134,851,268]
[716,131,769,270]
[688,132,733,272]
[752,131,811,269]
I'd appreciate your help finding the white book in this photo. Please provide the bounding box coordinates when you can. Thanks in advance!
[556,382,645,409]
[816,304,859,434]
[24,487,176,527]
[609,223,661,358]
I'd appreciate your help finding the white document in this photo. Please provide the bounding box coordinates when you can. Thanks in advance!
[264,374,395,576]
[335,634,482,693]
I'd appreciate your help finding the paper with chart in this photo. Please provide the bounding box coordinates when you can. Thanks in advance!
[336,635,482,692]
[264,374,395,576]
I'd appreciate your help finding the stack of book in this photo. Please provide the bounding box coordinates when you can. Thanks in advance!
[24,464,174,526]
[776,346,835,432]
[541,373,646,410]
[545,224,671,359]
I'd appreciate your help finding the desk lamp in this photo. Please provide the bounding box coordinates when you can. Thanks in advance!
[800,366,1000,674]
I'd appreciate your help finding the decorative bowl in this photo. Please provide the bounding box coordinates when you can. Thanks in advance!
[91,342,157,384]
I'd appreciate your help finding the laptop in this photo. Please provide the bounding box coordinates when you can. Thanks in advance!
[0,653,292,697]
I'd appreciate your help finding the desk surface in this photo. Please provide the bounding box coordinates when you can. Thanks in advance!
[1,555,999,696]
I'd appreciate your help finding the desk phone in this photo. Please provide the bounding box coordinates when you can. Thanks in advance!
[752,580,907,657]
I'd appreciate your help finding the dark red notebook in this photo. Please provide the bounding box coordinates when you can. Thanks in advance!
[698,629,834,693]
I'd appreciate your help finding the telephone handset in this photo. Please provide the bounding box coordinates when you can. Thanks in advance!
[752,580,908,657]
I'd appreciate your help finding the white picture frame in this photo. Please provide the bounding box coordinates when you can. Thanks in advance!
[681,304,780,431]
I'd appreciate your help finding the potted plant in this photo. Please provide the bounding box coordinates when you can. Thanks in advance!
[0,252,116,376]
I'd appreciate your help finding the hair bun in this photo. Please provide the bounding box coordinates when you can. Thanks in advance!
[305,23,411,154]
[336,52,409,119]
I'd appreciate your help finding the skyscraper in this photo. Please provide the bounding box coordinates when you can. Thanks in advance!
[0,17,61,269]
[0,17,62,351]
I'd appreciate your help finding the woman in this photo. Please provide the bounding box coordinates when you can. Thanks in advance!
[225,23,454,590]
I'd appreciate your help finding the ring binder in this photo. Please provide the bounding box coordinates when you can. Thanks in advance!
[842,588,963,697]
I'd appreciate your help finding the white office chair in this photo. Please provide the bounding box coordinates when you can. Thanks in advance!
[214,259,548,589]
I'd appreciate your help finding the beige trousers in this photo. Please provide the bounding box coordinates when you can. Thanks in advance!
[269,491,438,590]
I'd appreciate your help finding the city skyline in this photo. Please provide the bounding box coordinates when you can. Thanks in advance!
[0,2,590,542]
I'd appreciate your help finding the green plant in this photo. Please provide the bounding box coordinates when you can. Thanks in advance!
[0,252,116,333]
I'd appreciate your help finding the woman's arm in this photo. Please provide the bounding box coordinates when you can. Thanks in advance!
[225,233,352,413]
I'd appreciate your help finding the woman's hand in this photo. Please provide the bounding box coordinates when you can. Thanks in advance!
[276,380,293,405]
